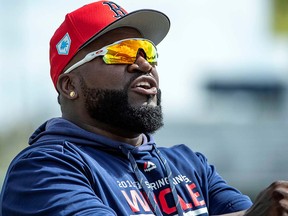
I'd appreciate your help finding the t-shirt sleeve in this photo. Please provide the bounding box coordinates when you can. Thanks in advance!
[195,152,253,215]
[0,145,117,216]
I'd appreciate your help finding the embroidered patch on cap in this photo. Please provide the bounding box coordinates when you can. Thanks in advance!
[56,33,71,55]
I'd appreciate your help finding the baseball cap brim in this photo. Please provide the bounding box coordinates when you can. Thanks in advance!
[81,9,170,49]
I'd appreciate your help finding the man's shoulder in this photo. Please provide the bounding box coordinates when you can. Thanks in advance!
[7,140,86,171]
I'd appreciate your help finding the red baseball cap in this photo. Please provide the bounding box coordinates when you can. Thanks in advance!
[49,1,170,88]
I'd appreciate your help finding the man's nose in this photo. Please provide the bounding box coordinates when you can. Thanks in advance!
[127,55,153,73]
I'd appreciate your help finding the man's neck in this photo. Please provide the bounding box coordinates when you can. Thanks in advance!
[64,116,144,146]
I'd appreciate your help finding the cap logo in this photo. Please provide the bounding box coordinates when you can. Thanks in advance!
[102,1,127,18]
[56,33,71,55]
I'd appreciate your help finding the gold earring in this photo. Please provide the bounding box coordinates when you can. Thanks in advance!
[69,91,76,97]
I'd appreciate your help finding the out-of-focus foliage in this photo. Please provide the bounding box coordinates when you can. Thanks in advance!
[0,124,33,187]
[273,0,288,35]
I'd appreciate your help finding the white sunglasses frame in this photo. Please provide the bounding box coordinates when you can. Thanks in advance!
[63,38,157,74]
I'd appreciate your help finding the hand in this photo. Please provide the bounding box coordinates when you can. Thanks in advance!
[245,181,288,216]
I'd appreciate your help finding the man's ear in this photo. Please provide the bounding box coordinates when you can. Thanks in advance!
[56,73,78,99]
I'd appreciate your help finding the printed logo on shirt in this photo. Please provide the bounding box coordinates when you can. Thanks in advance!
[143,161,157,172]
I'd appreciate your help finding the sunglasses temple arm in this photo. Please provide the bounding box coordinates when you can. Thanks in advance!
[63,51,102,74]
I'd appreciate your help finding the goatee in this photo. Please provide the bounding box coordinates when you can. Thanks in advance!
[79,75,163,134]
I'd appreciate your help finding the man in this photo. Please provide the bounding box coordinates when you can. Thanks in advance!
[1,1,288,216]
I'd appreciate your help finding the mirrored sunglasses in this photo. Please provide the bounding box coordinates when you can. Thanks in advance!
[64,38,158,74]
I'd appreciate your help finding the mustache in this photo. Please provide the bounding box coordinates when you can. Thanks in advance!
[125,72,143,89]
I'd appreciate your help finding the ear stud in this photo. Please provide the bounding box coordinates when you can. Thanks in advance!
[69,91,76,98]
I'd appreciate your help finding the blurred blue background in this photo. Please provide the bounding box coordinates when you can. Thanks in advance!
[1,0,288,200]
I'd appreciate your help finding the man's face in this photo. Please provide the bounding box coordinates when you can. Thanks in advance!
[75,28,163,134]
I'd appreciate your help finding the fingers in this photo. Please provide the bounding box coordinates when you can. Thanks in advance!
[270,181,288,215]
[245,181,288,216]
[270,181,288,200]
